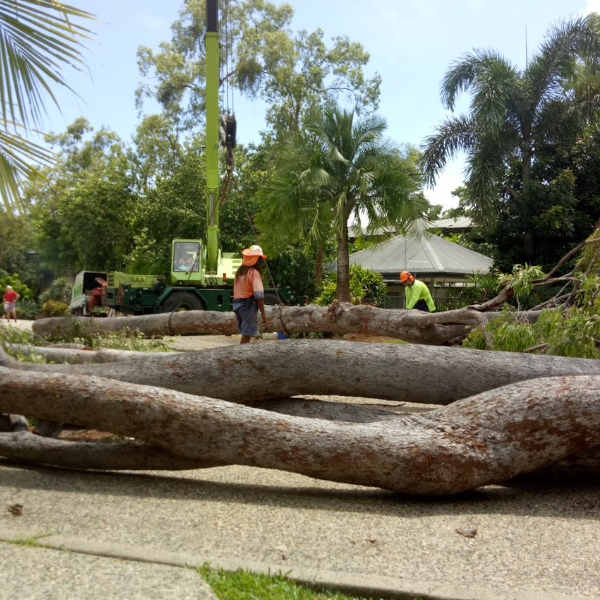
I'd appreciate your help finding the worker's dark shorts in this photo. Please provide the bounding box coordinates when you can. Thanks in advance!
[414,300,430,312]
[233,298,259,337]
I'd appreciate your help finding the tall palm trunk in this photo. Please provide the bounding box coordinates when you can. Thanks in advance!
[314,243,325,287]
[336,222,351,302]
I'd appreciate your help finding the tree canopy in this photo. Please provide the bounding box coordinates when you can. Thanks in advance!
[422,15,600,269]
[136,0,381,137]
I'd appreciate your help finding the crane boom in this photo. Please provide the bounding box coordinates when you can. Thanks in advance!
[205,0,220,273]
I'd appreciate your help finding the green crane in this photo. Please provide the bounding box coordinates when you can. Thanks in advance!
[205,0,220,274]
[69,0,276,317]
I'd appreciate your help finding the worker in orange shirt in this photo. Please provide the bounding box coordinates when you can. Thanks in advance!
[233,245,268,343]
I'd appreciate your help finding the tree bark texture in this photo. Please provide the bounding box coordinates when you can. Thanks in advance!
[4,344,175,364]
[1,365,600,494]
[4,339,600,407]
[31,303,541,345]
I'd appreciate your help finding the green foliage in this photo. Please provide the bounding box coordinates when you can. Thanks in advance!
[136,0,381,136]
[463,275,600,358]
[265,246,317,306]
[261,105,424,302]
[39,277,72,304]
[498,264,546,308]
[0,209,35,275]
[198,565,377,600]
[40,300,69,317]
[0,326,36,347]
[28,120,137,273]
[0,1,93,211]
[423,18,600,268]
[0,271,33,300]
[435,272,501,312]
[14,300,40,320]
[315,265,386,306]
[41,325,171,353]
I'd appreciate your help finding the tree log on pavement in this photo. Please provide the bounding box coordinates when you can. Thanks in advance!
[31,303,541,345]
[2,339,600,406]
[1,365,600,495]
[4,343,176,364]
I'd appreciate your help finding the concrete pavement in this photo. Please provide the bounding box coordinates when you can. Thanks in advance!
[1,323,599,598]
[1,461,599,600]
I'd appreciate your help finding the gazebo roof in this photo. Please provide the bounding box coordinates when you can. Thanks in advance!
[347,230,493,277]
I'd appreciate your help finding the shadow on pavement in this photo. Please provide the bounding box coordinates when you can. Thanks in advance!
[1,459,599,521]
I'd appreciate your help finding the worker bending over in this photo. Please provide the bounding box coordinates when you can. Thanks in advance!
[399,271,436,312]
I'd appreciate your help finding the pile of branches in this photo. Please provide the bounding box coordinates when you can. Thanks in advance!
[470,222,600,313]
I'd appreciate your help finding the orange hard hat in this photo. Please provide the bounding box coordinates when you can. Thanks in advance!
[399,271,413,283]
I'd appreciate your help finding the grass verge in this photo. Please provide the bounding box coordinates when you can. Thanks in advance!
[198,566,424,600]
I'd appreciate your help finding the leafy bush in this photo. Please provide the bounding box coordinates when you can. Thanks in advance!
[41,300,69,317]
[315,265,387,306]
[498,264,546,309]
[0,271,33,300]
[265,246,317,305]
[15,299,41,320]
[463,278,600,358]
[435,272,501,311]
[39,277,72,304]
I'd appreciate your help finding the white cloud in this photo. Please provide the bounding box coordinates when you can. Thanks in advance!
[583,0,600,15]
[423,161,466,210]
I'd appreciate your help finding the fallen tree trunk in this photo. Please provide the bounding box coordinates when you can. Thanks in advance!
[4,343,177,364]
[0,431,212,470]
[3,339,600,406]
[31,303,541,345]
[1,365,600,494]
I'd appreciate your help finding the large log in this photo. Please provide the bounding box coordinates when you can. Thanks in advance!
[2,339,600,406]
[31,303,541,345]
[4,343,176,364]
[0,432,212,470]
[1,365,599,494]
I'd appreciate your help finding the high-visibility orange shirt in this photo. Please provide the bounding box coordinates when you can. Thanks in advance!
[233,268,264,300]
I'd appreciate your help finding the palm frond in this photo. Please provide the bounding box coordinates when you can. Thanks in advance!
[527,17,597,114]
[0,125,53,209]
[421,115,475,186]
[441,49,516,111]
[0,0,94,129]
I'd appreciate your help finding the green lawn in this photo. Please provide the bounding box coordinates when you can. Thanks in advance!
[199,566,424,600]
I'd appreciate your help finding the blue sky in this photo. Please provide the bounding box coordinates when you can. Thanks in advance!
[43,0,595,209]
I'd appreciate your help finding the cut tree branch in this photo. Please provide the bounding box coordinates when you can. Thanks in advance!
[31,303,541,346]
[2,339,600,407]
[1,365,600,494]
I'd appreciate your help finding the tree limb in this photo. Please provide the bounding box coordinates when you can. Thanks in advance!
[3,339,600,407]
[31,303,542,346]
[1,365,600,494]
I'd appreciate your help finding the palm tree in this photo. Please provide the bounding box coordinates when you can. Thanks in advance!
[0,0,93,212]
[422,16,600,220]
[273,105,424,303]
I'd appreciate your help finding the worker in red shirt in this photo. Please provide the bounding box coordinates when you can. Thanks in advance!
[3,285,20,321]
[233,244,267,344]
[87,277,107,315]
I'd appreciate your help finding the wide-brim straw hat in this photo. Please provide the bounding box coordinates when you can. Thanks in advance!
[242,244,267,266]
